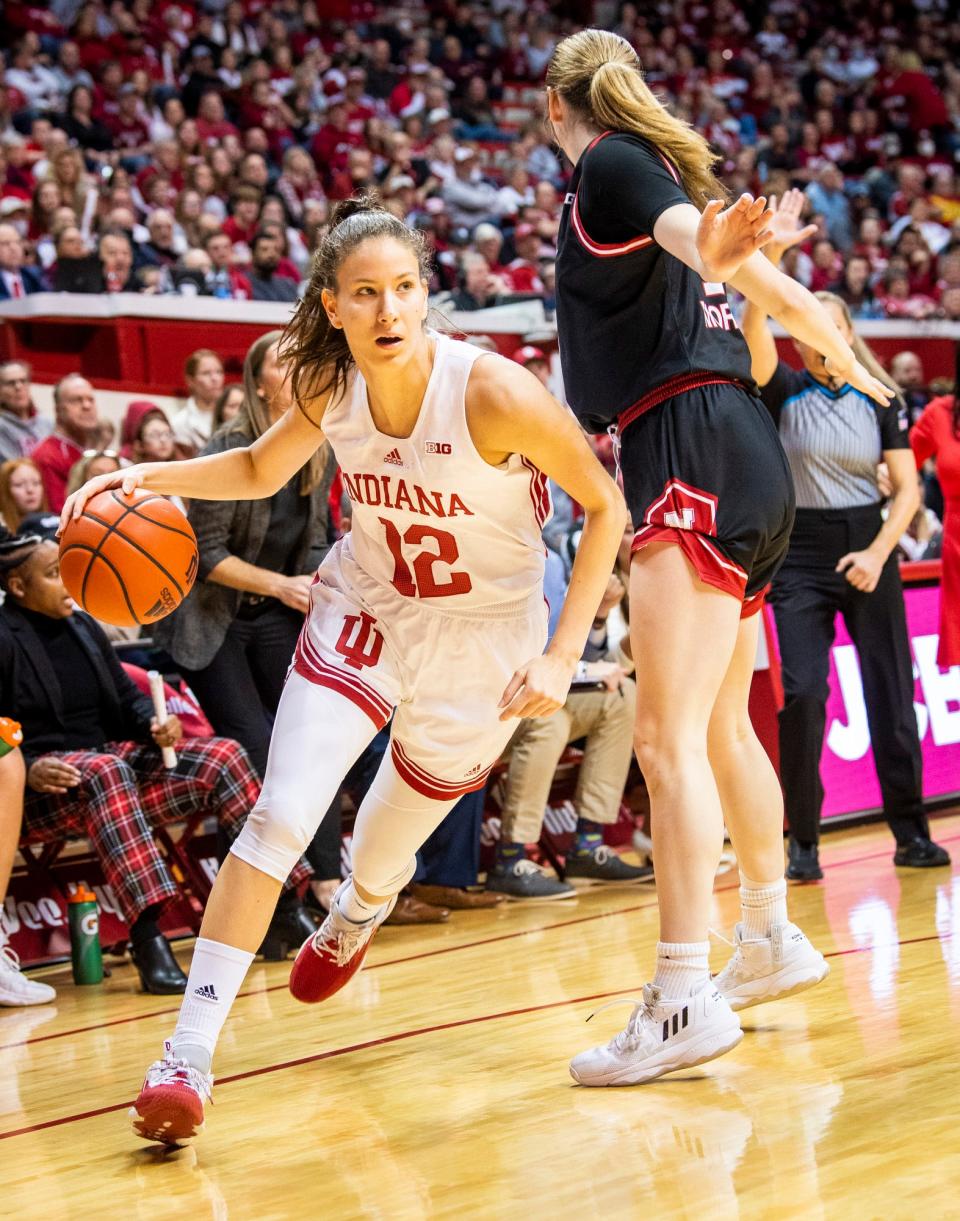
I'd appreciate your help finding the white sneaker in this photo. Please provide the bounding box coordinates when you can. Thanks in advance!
[713,922,829,1011]
[569,981,743,1087]
[0,934,56,1007]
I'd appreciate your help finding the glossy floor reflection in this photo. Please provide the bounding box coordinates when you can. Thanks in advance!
[3,814,960,1220]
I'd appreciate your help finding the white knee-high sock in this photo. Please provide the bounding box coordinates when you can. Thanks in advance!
[170,938,255,1074]
[739,872,788,939]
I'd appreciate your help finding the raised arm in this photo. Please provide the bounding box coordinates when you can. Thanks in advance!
[654,192,890,405]
[60,395,330,530]
[467,357,627,719]
[738,191,818,386]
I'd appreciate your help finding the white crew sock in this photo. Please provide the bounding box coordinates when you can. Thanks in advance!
[170,937,255,1074]
[739,873,788,940]
[336,878,382,924]
[653,941,711,998]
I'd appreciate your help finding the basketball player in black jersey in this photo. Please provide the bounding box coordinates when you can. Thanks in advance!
[546,30,894,1087]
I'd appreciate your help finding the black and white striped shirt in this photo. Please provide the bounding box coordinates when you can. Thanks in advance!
[760,363,909,510]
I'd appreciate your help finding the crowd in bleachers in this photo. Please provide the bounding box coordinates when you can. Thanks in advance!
[0,1,957,316]
[1,0,960,1004]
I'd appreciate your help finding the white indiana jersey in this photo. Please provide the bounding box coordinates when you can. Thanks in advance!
[321,333,551,610]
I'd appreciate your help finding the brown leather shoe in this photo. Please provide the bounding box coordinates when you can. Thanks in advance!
[384,890,450,925]
[409,884,505,910]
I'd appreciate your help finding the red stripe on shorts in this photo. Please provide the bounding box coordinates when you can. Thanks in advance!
[391,740,492,801]
[293,634,392,728]
[632,523,748,602]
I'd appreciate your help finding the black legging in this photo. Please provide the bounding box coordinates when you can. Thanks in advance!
[768,503,927,847]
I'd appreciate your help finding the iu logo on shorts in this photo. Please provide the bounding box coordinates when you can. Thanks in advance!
[335,611,384,670]
[644,479,718,536]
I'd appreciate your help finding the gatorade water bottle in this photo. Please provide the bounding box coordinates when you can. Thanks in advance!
[68,886,104,985]
[0,717,22,757]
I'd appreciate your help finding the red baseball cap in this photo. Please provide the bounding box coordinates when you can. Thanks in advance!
[513,345,546,366]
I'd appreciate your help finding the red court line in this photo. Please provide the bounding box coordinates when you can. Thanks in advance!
[0,985,632,1142]
[1,923,954,1143]
[6,829,957,1053]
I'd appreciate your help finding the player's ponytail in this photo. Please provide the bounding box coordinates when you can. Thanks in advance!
[546,29,727,210]
[814,292,901,396]
[280,192,432,417]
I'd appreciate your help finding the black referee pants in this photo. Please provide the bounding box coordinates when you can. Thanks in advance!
[768,505,927,848]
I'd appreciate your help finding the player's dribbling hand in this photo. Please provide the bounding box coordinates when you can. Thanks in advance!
[696,193,775,283]
[498,654,574,720]
[58,464,149,534]
[824,356,893,407]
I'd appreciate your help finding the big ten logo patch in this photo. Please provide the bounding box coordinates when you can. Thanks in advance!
[425,441,452,455]
[645,479,718,536]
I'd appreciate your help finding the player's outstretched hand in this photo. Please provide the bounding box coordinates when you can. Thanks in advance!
[762,189,819,266]
[498,654,574,720]
[697,193,774,283]
[59,464,148,534]
[824,356,894,407]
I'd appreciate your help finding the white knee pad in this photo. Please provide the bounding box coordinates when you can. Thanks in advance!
[230,789,319,884]
[229,669,381,883]
[349,752,458,898]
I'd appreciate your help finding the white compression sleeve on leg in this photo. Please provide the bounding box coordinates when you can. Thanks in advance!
[349,752,460,898]
[231,670,381,882]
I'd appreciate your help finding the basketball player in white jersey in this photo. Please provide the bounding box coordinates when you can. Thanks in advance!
[61,196,627,1144]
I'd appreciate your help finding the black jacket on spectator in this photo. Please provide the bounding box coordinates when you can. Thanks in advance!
[153,426,335,669]
[0,602,154,766]
[52,255,138,294]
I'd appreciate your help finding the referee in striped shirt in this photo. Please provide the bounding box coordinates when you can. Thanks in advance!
[741,191,950,880]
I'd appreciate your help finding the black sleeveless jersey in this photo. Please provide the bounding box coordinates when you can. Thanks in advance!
[555,131,756,434]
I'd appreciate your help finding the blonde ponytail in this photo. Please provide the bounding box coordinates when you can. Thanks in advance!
[815,292,901,394]
[547,29,727,210]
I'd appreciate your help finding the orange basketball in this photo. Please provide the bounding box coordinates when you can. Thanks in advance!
[59,488,198,627]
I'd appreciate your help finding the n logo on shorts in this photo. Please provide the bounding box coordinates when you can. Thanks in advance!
[644,479,718,536]
[335,611,384,670]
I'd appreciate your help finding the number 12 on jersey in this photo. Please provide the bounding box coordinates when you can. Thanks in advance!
[379,517,473,598]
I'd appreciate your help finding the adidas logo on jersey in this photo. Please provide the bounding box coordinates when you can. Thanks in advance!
[383,448,403,466]
[194,984,219,1002]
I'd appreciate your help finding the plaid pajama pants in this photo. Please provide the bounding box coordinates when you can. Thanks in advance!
[22,737,311,924]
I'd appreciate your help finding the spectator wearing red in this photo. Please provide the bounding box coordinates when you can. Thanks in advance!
[29,374,100,513]
[104,84,152,155]
[388,59,431,119]
[196,91,240,146]
[910,350,960,667]
[879,50,951,145]
[222,186,262,249]
[808,237,844,293]
[310,100,365,188]
[344,68,376,132]
[505,224,546,295]
[275,147,326,225]
[203,230,252,299]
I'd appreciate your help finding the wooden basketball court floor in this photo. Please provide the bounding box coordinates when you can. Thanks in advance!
[3,814,960,1221]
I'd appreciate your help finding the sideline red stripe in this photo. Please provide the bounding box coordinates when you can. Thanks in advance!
[1,926,954,1143]
[7,830,957,1052]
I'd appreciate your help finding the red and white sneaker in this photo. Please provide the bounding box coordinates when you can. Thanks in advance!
[130,1041,213,1145]
[288,878,396,1004]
